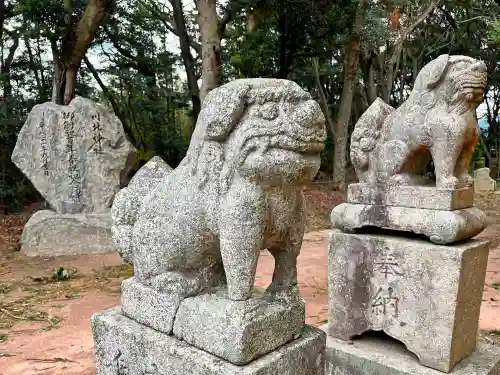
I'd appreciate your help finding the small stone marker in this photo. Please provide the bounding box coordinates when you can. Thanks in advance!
[12,97,136,256]
[92,79,328,374]
[474,167,496,191]
[325,55,500,375]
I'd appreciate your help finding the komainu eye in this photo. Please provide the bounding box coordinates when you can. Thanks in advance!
[259,103,279,120]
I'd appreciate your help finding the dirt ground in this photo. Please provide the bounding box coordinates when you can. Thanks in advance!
[0,185,499,375]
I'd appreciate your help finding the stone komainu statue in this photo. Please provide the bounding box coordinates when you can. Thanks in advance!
[111,79,326,301]
[351,54,487,188]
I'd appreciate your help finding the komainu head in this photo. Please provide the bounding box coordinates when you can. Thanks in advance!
[181,79,326,191]
[413,54,487,113]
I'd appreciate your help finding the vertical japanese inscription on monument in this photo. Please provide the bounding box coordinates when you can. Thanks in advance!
[92,112,103,154]
[62,111,82,202]
[39,112,49,176]
[371,247,403,318]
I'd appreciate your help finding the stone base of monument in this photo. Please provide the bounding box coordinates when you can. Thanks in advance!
[20,209,114,256]
[92,307,326,375]
[331,203,486,244]
[322,328,500,375]
[121,277,306,365]
[328,230,490,373]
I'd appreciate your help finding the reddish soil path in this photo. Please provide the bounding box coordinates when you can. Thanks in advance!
[1,229,499,375]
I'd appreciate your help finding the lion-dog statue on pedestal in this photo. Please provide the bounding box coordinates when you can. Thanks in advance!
[351,54,487,188]
[111,79,326,301]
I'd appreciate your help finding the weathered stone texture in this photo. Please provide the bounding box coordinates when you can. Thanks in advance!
[12,96,136,214]
[475,168,496,192]
[350,55,487,189]
[111,156,172,263]
[111,78,326,302]
[323,329,500,375]
[173,287,305,365]
[327,230,490,373]
[347,184,474,211]
[20,210,113,256]
[331,203,486,244]
[92,307,326,375]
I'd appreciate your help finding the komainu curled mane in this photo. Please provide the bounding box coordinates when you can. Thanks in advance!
[111,79,326,301]
[351,54,487,188]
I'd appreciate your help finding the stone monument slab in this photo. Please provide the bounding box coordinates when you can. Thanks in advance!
[173,287,305,365]
[474,168,496,192]
[12,96,136,215]
[323,328,500,375]
[20,210,114,256]
[92,307,326,375]
[347,184,474,211]
[331,203,486,244]
[327,230,490,373]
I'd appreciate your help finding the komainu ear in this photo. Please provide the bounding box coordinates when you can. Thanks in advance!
[415,54,450,90]
[204,84,251,142]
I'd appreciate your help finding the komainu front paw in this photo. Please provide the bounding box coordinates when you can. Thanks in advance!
[436,176,459,189]
[459,173,474,187]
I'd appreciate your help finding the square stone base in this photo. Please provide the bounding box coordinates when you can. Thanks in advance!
[173,287,305,365]
[92,307,326,375]
[347,183,474,211]
[121,277,306,365]
[328,230,490,373]
[323,328,500,375]
[20,210,114,256]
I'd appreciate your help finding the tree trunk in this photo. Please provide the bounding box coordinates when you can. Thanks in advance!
[24,35,43,94]
[332,34,361,190]
[51,0,108,105]
[197,0,221,103]
[171,0,201,118]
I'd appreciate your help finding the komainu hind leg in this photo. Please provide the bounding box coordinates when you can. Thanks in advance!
[376,140,411,185]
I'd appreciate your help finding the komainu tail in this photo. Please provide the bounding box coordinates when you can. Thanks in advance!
[350,98,394,182]
[111,156,172,264]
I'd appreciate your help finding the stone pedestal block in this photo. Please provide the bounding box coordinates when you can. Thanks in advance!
[328,230,490,373]
[120,277,183,334]
[474,168,496,192]
[91,307,326,375]
[173,287,305,365]
[323,328,500,375]
[331,203,486,244]
[20,209,114,256]
[347,184,474,211]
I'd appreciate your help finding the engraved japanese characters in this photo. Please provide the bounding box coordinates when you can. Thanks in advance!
[112,78,326,301]
[12,96,136,214]
[351,54,487,188]
[12,97,136,256]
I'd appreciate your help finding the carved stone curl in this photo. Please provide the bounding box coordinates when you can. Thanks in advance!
[111,78,326,301]
[351,54,487,188]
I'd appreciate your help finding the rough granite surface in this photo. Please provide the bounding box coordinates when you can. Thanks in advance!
[111,156,172,263]
[173,287,305,365]
[350,55,487,189]
[12,96,136,214]
[92,307,326,375]
[323,328,500,375]
[347,184,473,211]
[19,209,114,256]
[474,168,496,192]
[331,203,486,244]
[120,277,184,334]
[111,78,326,301]
[327,230,490,373]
